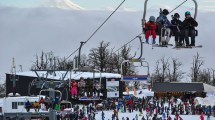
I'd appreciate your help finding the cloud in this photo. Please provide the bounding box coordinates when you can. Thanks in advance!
[0,7,215,82]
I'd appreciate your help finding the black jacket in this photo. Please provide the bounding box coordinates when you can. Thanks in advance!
[171,18,183,31]
[182,17,198,30]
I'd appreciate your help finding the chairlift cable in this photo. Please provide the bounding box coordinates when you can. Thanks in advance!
[66,0,126,60]
[169,0,188,15]
[114,33,143,53]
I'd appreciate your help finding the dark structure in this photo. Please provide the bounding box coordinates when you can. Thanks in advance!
[5,73,123,100]
[152,82,206,97]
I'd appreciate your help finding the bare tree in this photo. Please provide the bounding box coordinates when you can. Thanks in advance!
[151,60,162,82]
[88,41,110,72]
[190,52,204,82]
[212,69,215,86]
[167,58,184,82]
[0,83,6,97]
[198,69,211,84]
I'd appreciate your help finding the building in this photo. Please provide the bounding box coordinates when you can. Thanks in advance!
[5,70,123,101]
[152,82,215,98]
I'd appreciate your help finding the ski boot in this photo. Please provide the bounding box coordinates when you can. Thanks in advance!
[152,39,156,44]
[145,38,149,44]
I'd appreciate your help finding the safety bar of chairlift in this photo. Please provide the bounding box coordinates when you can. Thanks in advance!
[142,0,198,32]
[39,88,62,101]
[120,59,150,78]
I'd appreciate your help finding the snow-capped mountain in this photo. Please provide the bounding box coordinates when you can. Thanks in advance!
[0,0,84,10]
[41,0,84,10]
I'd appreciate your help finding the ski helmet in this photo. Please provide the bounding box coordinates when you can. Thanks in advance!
[185,11,191,16]
[174,13,180,18]
[162,9,169,15]
[149,16,155,22]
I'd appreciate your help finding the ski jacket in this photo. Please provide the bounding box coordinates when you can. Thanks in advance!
[156,14,172,27]
[145,21,157,30]
[171,18,183,31]
[72,81,78,88]
[182,17,198,30]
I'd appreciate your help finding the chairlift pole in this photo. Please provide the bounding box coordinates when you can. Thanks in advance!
[78,42,86,68]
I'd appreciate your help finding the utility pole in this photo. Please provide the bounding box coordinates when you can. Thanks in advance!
[10,57,18,96]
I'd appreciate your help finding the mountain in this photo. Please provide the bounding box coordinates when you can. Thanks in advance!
[0,6,215,83]
[0,0,84,10]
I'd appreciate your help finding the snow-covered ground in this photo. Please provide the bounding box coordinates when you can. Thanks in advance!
[95,110,215,120]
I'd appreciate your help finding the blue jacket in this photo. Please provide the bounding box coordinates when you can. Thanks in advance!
[156,14,172,27]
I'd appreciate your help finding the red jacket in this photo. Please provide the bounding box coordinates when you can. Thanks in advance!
[145,21,157,30]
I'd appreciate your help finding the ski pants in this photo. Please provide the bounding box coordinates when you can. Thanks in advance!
[161,28,171,43]
[145,30,156,39]
[172,29,184,43]
[184,29,196,45]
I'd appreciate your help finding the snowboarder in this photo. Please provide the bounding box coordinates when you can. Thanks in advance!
[182,11,198,46]
[156,9,172,45]
[145,16,157,44]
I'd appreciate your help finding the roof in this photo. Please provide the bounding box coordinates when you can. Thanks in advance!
[6,71,121,80]
[152,82,204,92]
[203,83,215,92]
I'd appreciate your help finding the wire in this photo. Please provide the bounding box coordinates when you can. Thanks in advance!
[114,33,143,53]
[66,0,126,60]
[169,0,188,14]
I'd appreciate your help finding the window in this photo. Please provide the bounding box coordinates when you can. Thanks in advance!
[0,107,2,112]
[18,102,24,106]
[12,102,18,109]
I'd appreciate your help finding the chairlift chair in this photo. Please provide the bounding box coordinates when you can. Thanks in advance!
[141,0,198,38]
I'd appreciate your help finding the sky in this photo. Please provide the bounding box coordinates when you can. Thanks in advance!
[0,0,214,11]
[0,0,215,83]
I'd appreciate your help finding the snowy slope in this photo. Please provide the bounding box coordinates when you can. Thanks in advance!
[0,6,215,83]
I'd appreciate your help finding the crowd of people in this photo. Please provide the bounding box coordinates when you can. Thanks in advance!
[144,9,198,47]
[38,94,214,120]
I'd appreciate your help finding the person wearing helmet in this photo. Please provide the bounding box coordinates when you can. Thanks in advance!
[156,9,172,45]
[145,16,157,44]
[182,11,198,46]
[171,13,184,46]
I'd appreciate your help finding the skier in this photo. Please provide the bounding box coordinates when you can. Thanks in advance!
[101,110,105,120]
[182,11,198,46]
[156,9,172,45]
[25,100,32,112]
[135,114,138,120]
[171,13,184,46]
[78,77,86,97]
[70,80,78,98]
[145,16,157,44]
[200,112,205,120]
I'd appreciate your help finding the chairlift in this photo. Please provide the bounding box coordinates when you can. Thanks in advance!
[141,0,199,47]
[120,58,150,82]
[39,88,62,101]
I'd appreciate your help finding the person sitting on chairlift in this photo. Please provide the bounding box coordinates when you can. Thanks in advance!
[156,9,172,45]
[145,16,157,44]
[182,11,198,46]
[171,13,184,47]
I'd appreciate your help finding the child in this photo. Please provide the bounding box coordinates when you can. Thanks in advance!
[145,16,157,44]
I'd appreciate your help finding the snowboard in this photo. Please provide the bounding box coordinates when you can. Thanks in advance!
[172,45,203,49]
